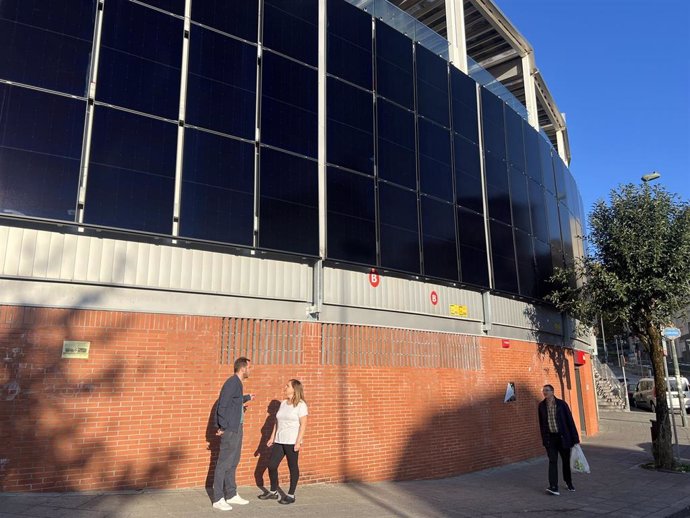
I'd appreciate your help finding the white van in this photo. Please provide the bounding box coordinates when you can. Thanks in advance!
[632,377,690,413]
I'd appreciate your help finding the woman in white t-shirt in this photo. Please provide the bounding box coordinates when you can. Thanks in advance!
[258,379,308,505]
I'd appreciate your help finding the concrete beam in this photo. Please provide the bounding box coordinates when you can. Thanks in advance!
[445,0,468,73]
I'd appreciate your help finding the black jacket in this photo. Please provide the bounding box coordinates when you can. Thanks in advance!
[538,397,580,449]
[215,375,251,433]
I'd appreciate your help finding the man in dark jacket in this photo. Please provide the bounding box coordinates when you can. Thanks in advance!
[212,357,255,511]
[537,384,580,496]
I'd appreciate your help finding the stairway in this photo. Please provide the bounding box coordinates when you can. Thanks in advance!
[594,368,627,410]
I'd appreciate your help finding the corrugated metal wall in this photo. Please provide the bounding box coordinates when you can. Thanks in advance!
[323,267,483,321]
[490,294,562,335]
[0,225,311,302]
[0,225,592,348]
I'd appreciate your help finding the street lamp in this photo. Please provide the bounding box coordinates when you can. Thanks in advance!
[641,171,661,182]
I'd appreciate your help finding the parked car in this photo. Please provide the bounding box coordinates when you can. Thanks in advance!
[627,383,637,407]
[617,377,638,407]
[632,377,690,413]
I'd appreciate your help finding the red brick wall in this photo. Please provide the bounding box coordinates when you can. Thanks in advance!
[0,305,598,491]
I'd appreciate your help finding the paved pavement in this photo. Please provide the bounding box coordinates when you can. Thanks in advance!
[2,409,690,518]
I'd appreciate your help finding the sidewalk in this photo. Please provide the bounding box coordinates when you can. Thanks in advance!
[2,410,690,518]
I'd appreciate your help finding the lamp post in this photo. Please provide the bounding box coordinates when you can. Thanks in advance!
[640,172,687,427]
[641,171,661,183]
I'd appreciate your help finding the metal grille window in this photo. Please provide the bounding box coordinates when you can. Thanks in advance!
[220,318,303,365]
[321,324,481,369]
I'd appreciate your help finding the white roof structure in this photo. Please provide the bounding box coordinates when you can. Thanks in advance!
[387,0,571,165]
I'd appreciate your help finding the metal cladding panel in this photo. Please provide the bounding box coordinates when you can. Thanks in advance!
[0,227,7,270]
[17,229,37,277]
[3,227,22,275]
[88,238,105,282]
[323,267,483,321]
[179,248,193,290]
[60,234,78,280]
[47,233,64,278]
[491,294,562,335]
[490,295,529,328]
[0,225,311,302]
[74,237,91,281]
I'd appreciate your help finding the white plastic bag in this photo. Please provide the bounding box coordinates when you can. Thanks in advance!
[570,444,590,474]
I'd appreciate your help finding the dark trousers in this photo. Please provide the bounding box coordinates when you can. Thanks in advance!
[546,432,572,488]
[213,427,243,502]
[268,443,300,495]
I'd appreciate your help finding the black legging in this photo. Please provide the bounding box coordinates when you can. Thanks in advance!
[268,443,300,495]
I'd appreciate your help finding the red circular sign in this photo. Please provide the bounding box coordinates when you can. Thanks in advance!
[368,270,380,288]
[430,290,439,305]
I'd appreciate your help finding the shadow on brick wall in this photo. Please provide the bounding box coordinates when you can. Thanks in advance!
[0,300,182,491]
[252,399,281,491]
[333,383,549,513]
[524,305,573,396]
[204,400,219,493]
[391,384,546,482]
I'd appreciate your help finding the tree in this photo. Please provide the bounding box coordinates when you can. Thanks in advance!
[548,183,690,468]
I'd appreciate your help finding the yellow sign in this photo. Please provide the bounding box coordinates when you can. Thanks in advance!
[62,341,91,359]
[449,304,468,317]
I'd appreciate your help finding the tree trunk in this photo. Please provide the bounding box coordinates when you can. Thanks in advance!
[647,323,674,468]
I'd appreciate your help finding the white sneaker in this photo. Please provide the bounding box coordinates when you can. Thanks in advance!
[212,499,232,511]
[226,494,249,505]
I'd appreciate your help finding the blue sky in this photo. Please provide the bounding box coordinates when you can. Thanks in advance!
[494,0,690,218]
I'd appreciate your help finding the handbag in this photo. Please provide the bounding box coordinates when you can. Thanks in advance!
[570,444,590,474]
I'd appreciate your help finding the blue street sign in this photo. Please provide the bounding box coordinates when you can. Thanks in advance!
[663,327,681,339]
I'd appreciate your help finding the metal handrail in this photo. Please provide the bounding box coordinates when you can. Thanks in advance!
[593,356,626,403]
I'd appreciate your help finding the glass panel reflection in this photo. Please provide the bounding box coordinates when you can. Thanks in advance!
[263,0,318,66]
[481,89,506,160]
[553,156,568,204]
[0,85,84,220]
[421,196,457,280]
[375,20,413,109]
[514,228,536,298]
[457,207,489,287]
[377,98,416,189]
[85,107,176,234]
[259,147,318,255]
[418,119,452,201]
[551,242,565,271]
[559,202,574,261]
[534,238,552,297]
[137,0,185,16]
[327,78,374,174]
[0,0,96,96]
[490,220,518,293]
[327,0,372,89]
[540,137,556,194]
[509,168,531,233]
[545,192,562,249]
[415,44,449,127]
[191,0,258,42]
[327,167,376,264]
[179,129,254,245]
[524,121,541,184]
[454,135,482,213]
[379,182,420,273]
[485,154,511,225]
[504,107,525,171]
[98,1,182,119]
[262,51,317,157]
[451,67,478,143]
[528,179,549,243]
[186,26,256,140]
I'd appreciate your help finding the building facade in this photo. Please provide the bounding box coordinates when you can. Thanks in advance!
[0,0,597,491]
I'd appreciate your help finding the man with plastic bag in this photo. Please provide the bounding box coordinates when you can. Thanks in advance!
[537,384,580,495]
